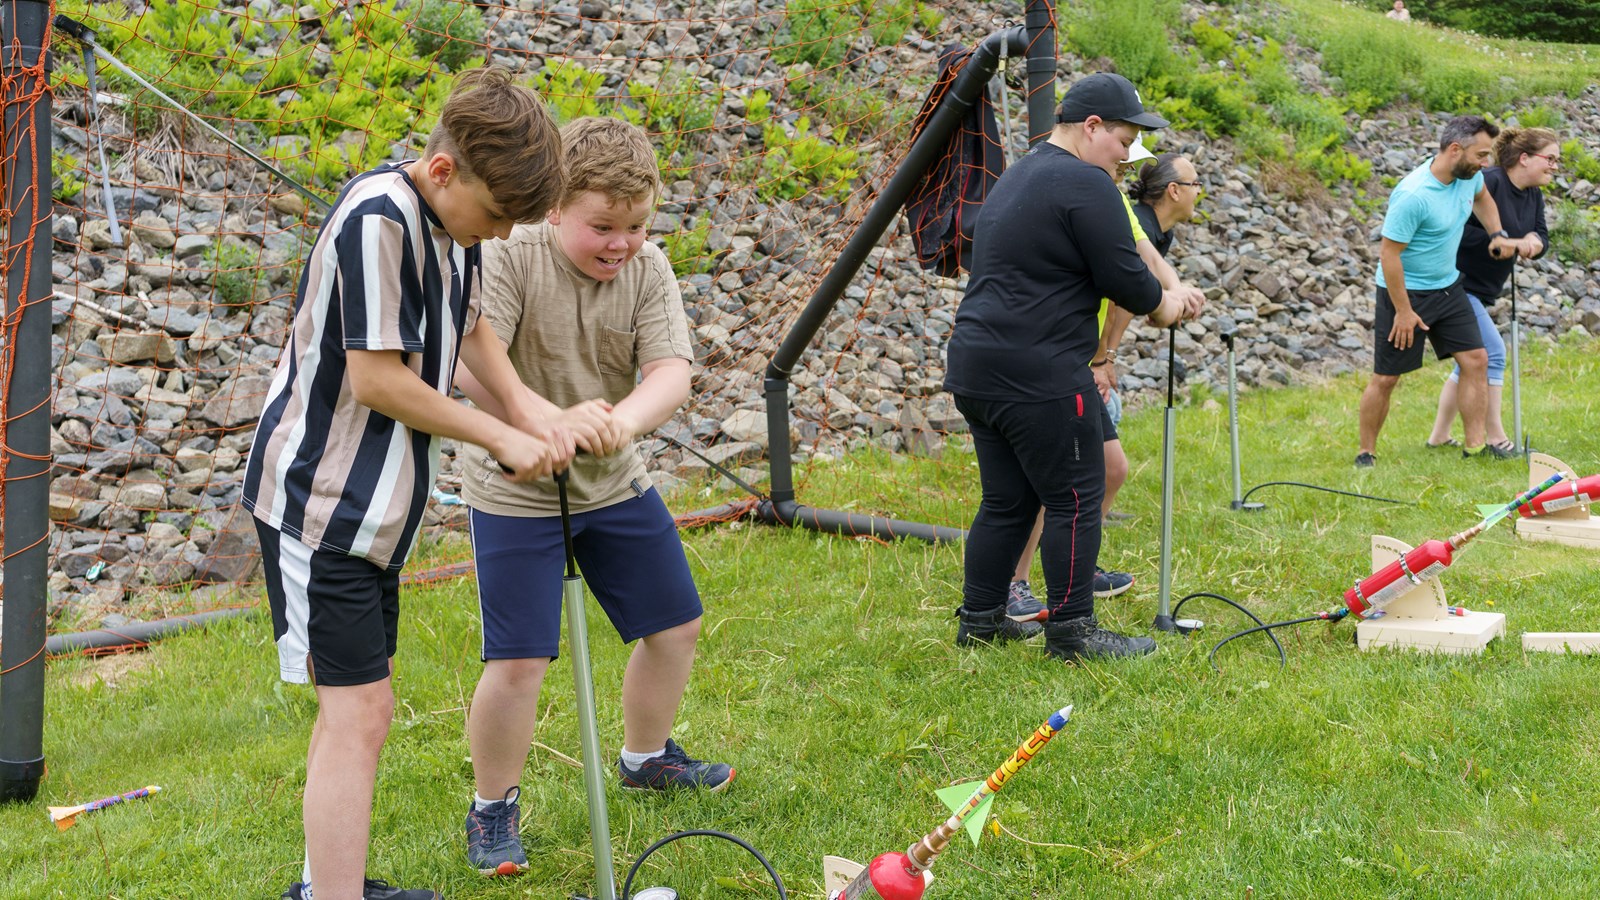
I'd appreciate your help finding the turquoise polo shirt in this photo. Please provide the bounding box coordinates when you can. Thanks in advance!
[1376,158,1484,291]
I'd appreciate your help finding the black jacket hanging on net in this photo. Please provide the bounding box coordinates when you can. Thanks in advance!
[904,43,1007,277]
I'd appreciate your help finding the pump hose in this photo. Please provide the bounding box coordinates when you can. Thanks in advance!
[1172,591,1349,672]
[621,829,786,899]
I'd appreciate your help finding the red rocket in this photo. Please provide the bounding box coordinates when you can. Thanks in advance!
[1344,527,1481,618]
[1516,473,1599,518]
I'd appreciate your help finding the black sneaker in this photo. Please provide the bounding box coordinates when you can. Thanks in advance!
[1044,616,1157,661]
[1354,452,1377,468]
[1425,438,1461,450]
[1005,581,1048,622]
[466,786,528,877]
[281,879,442,900]
[1093,568,1134,599]
[955,605,1043,645]
[1464,442,1516,460]
[618,739,734,792]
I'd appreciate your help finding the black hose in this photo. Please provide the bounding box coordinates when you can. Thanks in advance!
[1172,592,1285,669]
[1240,481,1414,506]
[1172,591,1349,672]
[621,829,786,900]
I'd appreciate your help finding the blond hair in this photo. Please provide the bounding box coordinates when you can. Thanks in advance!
[1495,126,1560,170]
[425,66,564,222]
[558,116,661,209]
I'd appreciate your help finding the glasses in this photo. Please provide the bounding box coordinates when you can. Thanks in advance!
[1529,153,1561,167]
[1171,181,1203,189]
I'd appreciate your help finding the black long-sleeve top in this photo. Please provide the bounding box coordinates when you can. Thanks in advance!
[944,142,1162,401]
[1457,165,1548,302]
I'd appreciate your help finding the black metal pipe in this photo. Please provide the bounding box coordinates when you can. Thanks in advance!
[755,500,966,544]
[763,25,1028,499]
[44,607,256,656]
[1025,0,1057,146]
[1,0,55,803]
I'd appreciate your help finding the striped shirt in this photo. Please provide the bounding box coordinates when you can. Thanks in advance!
[243,162,481,571]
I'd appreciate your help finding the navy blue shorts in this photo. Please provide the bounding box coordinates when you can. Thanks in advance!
[469,488,703,660]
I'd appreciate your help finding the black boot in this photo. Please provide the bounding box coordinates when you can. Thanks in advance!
[1044,615,1156,661]
[956,606,1043,646]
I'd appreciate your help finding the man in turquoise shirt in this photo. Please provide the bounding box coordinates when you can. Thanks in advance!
[1355,116,1515,466]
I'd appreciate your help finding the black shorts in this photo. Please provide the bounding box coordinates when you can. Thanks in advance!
[1372,281,1484,376]
[256,519,399,686]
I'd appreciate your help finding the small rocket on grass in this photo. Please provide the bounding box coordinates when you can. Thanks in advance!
[48,785,161,830]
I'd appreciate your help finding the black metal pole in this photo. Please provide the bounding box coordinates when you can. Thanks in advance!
[1024,0,1056,146]
[1,0,54,804]
[763,26,1028,504]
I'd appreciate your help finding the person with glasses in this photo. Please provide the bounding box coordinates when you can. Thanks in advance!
[1425,127,1558,455]
[945,73,1203,662]
[1355,115,1516,468]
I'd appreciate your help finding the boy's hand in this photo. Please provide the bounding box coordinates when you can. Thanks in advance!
[492,431,560,482]
[559,399,628,456]
[520,413,577,463]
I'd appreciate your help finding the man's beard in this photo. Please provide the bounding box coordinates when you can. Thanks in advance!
[1451,158,1481,179]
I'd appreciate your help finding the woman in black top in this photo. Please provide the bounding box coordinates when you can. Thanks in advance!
[945,73,1199,662]
[1425,127,1558,454]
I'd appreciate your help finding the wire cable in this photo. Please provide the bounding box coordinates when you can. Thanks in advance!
[620,829,786,900]
[1240,481,1414,506]
[1172,592,1284,669]
[1172,591,1349,672]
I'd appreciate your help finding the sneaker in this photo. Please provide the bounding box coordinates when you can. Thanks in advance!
[1044,615,1158,661]
[956,605,1042,645]
[618,739,734,792]
[1354,452,1377,468]
[1092,568,1134,599]
[1425,438,1461,449]
[1463,443,1515,460]
[281,879,442,900]
[1005,581,1048,622]
[1104,509,1136,521]
[466,787,528,877]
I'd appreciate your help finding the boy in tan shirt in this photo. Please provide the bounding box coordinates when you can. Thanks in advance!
[453,116,731,877]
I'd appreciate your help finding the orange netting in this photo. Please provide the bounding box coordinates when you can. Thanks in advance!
[5,0,1044,643]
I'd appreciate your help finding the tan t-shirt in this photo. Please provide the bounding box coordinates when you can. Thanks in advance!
[459,222,693,516]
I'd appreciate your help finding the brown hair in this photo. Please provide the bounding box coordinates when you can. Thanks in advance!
[1495,126,1560,170]
[424,66,563,223]
[1129,153,1188,205]
[558,116,661,209]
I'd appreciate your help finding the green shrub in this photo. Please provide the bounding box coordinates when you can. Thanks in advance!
[758,117,859,202]
[1561,140,1600,184]
[1547,198,1600,266]
[746,89,773,126]
[531,58,606,123]
[1066,0,1180,84]
[1190,18,1234,62]
[1514,105,1565,129]
[209,241,265,308]
[1318,25,1423,110]
[629,66,722,180]
[865,0,915,47]
[661,213,714,277]
[774,0,859,68]
[52,150,87,202]
[409,0,487,72]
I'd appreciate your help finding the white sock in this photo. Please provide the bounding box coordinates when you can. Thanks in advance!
[620,746,665,768]
[473,793,502,811]
[301,859,312,889]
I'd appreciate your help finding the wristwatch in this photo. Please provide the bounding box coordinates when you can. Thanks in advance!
[1488,229,1510,240]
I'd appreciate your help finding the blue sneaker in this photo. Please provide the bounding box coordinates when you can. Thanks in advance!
[618,739,734,792]
[1006,580,1048,622]
[1093,568,1134,599]
[466,786,528,877]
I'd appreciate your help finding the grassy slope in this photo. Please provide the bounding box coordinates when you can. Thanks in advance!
[1271,0,1600,100]
[6,337,1599,899]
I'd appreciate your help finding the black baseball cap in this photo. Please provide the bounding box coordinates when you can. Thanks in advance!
[1055,73,1169,129]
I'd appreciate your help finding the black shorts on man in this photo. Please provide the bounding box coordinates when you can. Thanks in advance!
[1372,280,1484,376]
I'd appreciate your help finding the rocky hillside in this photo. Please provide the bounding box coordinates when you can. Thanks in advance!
[22,0,1600,628]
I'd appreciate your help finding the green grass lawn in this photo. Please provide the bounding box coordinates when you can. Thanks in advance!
[1269,0,1600,107]
[6,336,1600,899]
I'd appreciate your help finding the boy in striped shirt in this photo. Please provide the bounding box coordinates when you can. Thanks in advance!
[243,68,571,900]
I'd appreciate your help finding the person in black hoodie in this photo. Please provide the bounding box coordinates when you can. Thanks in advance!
[1425,127,1559,454]
[945,73,1202,662]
